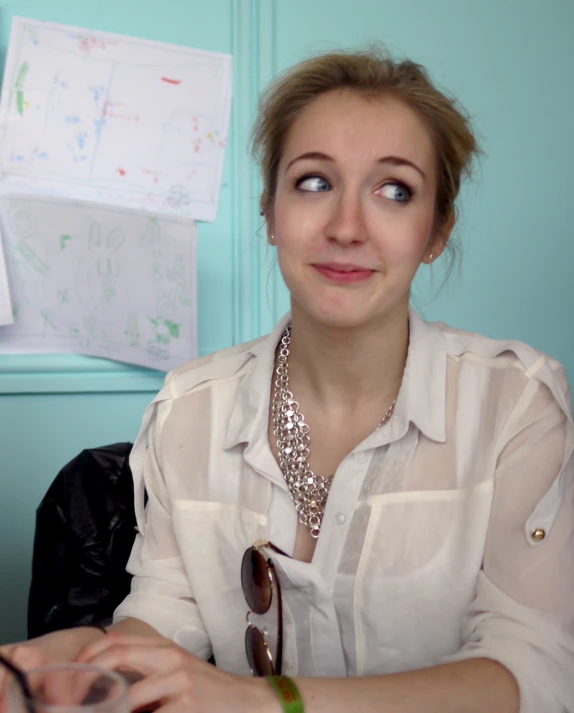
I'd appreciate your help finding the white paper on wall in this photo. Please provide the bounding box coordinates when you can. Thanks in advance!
[0,226,15,326]
[0,17,232,222]
[0,195,197,370]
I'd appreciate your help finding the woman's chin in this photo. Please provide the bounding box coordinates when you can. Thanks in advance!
[295,304,379,331]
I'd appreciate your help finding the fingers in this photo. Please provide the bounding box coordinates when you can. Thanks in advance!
[145,701,195,713]
[76,633,169,664]
[0,644,46,713]
[86,641,190,678]
[128,670,195,713]
[87,646,196,713]
[80,639,212,713]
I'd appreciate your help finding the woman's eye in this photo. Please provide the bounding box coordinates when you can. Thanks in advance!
[377,182,413,203]
[296,175,331,192]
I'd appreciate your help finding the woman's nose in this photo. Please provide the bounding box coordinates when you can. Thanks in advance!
[325,192,367,245]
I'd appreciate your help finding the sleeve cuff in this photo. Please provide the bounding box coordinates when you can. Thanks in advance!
[442,573,574,713]
[113,590,212,660]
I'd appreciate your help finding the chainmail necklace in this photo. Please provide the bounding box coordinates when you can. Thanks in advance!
[272,322,396,539]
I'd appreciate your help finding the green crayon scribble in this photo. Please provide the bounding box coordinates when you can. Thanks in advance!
[15,62,29,88]
[16,241,49,276]
[15,62,29,116]
[57,289,69,305]
[149,317,181,344]
[60,234,74,250]
[40,309,57,333]
[165,320,180,338]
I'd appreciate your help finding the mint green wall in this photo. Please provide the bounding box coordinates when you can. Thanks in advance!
[0,0,572,643]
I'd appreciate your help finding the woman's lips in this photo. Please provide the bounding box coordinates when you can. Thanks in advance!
[312,263,375,283]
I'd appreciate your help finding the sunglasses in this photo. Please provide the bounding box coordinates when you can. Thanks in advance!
[241,541,287,676]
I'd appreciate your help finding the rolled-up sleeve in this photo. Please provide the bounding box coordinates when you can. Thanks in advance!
[443,378,574,712]
[113,388,212,660]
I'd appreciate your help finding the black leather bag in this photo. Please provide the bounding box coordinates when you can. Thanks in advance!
[28,443,137,638]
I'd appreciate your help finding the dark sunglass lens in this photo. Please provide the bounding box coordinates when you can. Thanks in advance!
[241,548,272,614]
[245,625,274,677]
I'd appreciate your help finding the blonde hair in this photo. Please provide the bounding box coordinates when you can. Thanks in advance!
[252,47,480,233]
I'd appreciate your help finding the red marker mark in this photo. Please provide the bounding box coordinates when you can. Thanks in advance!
[161,77,182,85]
[117,168,126,176]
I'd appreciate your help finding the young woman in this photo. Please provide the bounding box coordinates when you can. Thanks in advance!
[2,48,573,713]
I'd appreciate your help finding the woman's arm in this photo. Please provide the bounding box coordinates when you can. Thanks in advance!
[296,659,519,713]
[108,616,160,637]
[80,634,518,713]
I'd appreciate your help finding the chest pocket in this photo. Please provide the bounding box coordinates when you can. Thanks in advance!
[353,481,494,675]
[171,500,268,673]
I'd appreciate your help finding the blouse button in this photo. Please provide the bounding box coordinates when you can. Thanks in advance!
[354,452,367,464]
[334,512,346,525]
[531,528,546,541]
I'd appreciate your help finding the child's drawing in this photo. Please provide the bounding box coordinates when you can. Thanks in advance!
[0,18,232,222]
[0,197,197,370]
[7,204,50,307]
[76,221,128,322]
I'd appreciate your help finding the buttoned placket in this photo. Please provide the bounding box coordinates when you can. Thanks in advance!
[246,413,408,675]
[226,309,445,675]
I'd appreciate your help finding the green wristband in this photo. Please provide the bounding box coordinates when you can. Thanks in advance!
[265,676,304,713]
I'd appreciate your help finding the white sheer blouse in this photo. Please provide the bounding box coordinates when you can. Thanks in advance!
[115,310,574,713]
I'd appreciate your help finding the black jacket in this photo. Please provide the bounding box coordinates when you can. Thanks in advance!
[28,443,137,638]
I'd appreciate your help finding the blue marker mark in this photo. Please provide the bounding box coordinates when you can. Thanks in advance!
[93,116,107,138]
[65,115,81,124]
[89,85,103,101]
[76,132,88,150]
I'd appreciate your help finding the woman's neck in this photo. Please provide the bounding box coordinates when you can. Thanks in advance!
[286,304,409,413]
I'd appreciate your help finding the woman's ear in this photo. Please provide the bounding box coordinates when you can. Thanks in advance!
[423,211,455,264]
[263,208,275,245]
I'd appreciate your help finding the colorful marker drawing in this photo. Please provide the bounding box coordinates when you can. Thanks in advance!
[0,18,232,222]
[0,197,197,369]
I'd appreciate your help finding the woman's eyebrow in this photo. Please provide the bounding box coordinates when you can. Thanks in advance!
[286,152,333,170]
[378,156,426,181]
[285,152,426,181]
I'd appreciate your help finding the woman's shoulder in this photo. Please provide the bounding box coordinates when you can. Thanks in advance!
[162,335,268,399]
[431,318,572,420]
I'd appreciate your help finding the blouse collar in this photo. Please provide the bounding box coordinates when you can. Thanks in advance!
[224,307,447,450]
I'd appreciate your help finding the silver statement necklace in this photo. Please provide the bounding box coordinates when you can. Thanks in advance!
[272,323,396,539]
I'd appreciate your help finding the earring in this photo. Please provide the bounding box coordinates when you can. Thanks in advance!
[269,234,275,244]
[428,253,434,262]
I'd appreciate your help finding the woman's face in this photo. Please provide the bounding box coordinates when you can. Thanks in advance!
[270,89,448,330]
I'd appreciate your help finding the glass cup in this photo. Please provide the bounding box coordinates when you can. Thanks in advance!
[8,663,129,713]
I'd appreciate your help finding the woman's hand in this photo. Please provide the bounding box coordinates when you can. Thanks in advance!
[76,633,281,713]
[0,628,105,710]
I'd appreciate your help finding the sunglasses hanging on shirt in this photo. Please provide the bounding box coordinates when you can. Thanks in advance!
[241,541,287,676]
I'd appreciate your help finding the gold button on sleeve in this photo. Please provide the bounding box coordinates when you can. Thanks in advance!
[532,528,546,541]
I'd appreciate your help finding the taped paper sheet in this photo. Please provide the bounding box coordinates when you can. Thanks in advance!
[0,226,14,326]
[0,17,232,222]
[0,196,197,370]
